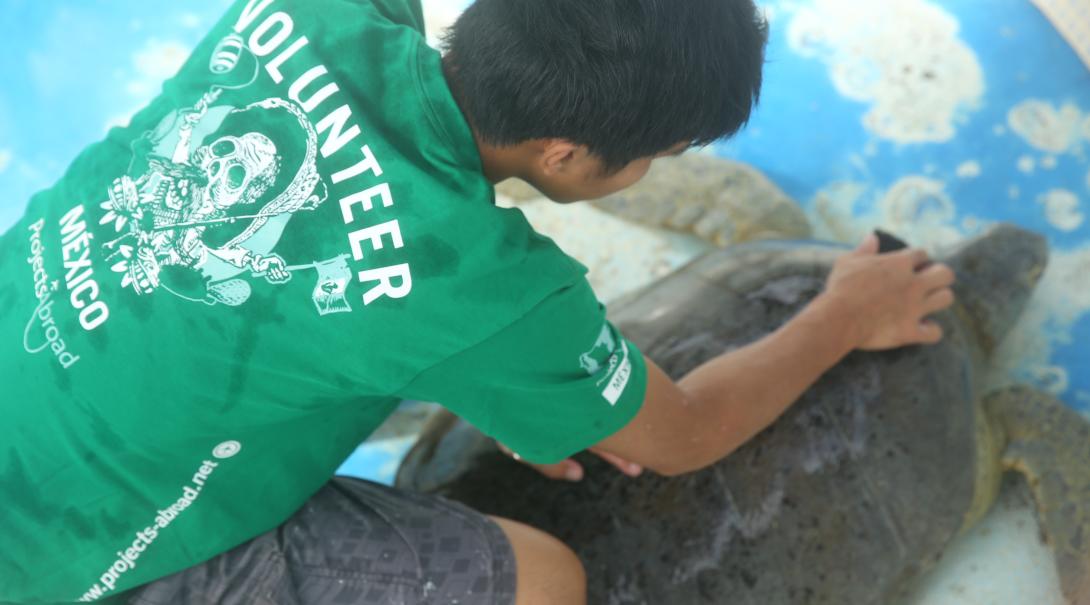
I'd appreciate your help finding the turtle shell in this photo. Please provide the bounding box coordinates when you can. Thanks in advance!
[397,238,1011,604]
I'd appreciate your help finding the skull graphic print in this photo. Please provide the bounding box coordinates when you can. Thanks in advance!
[98,90,346,312]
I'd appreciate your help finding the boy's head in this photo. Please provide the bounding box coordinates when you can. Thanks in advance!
[442,0,769,202]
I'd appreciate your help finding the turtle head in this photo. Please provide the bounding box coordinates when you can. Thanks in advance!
[942,223,1048,353]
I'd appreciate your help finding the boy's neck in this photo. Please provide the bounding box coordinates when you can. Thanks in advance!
[442,53,535,185]
[473,131,537,185]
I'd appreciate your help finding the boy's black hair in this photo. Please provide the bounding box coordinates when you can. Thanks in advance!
[442,0,769,171]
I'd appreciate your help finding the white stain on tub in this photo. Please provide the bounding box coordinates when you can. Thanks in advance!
[179,13,202,29]
[991,245,1090,396]
[101,38,193,131]
[1037,189,1084,232]
[1028,366,1070,395]
[810,178,1089,399]
[787,0,984,143]
[422,0,469,48]
[956,160,982,179]
[495,193,711,304]
[882,177,958,228]
[812,176,971,250]
[1008,100,1087,154]
[126,38,190,99]
[1017,155,1037,174]
[962,215,984,231]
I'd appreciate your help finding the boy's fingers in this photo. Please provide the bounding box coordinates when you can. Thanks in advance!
[923,288,956,314]
[918,263,956,290]
[554,461,585,481]
[855,233,879,255]
[500,443,641,481]
[592,449,643,477]
[498,442,585,481]
[917,320,945,344]
[530,460,584,482]
[898,247,931,270]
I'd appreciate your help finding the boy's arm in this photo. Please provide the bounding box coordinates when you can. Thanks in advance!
[593,236,956,477]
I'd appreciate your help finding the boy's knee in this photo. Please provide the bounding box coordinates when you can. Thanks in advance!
[491,517,586,605]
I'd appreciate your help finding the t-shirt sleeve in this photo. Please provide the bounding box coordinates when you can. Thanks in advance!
[398,279,648,464]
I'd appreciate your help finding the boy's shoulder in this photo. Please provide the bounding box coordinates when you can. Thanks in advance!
[366,0,426,34]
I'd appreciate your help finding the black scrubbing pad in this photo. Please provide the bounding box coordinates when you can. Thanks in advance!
[875,230,909,254]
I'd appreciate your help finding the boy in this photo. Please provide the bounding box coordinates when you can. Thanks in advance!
[0,0,955,603]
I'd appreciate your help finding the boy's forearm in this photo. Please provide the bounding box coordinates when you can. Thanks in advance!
[664,295,857,475]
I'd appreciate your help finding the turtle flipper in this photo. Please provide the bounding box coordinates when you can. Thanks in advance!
[589,155,812,246]
[395,410,499,494]
[986,386,1090,605]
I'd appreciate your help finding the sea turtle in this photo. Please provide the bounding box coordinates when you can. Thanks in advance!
[396,225,1090,604]
[496,153,812,246]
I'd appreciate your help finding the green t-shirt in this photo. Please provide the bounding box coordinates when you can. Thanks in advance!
[0,0,647,601]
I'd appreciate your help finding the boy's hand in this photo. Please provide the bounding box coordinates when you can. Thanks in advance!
[820,234,957,351]
[498,443,643,482]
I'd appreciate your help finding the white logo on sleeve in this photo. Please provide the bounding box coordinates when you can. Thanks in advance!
[579,325,616,374]
[600,342,632,406]
[580,324,632,406]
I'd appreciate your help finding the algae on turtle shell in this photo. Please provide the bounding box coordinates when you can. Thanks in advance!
[397,225,1090,604]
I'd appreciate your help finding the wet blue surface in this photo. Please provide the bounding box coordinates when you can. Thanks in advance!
[0,0,233,229]
[718,0,1089,409]
[723,2,1089,242]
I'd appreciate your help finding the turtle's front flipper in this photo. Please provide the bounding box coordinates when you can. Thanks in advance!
[986,386,1090,605]
[590,155,812,246]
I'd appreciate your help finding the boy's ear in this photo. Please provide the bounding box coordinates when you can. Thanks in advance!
[539,139,583,176]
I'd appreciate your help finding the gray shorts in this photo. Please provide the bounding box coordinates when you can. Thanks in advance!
[123,477,517,605]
